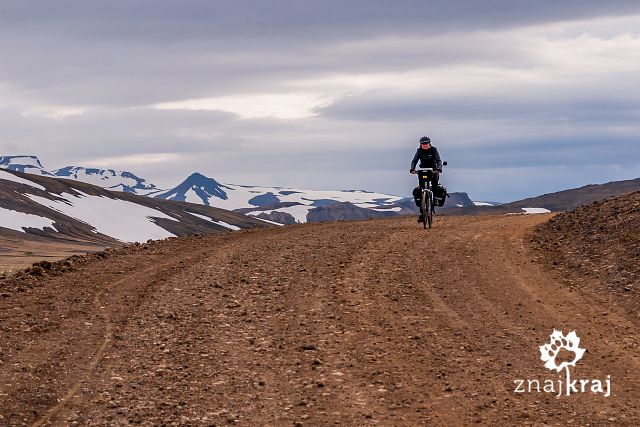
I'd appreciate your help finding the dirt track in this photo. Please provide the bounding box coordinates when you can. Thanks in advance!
[0,214,638,426]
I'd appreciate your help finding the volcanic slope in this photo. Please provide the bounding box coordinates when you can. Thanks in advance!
[0,214,638,426]
[533,191,640,321]
[0,169,270,270]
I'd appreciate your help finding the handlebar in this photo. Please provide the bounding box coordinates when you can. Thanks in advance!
[412,167,442,174]
[411,162,447,174]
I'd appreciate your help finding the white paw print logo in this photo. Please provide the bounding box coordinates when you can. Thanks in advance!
[539,329,586,372]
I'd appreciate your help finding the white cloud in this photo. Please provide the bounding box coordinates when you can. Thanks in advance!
[81,153,185,168]
[20,106,87,120]
[154,93,335,120]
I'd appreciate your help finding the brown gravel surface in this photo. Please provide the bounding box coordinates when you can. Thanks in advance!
[0,214,638,426]
[0,238,109,274]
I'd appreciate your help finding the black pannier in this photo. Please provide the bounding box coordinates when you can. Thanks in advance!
[435,184,448,207]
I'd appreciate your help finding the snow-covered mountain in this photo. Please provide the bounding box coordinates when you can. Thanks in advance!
[153,172,405,224]
[0,155,55,176]
[0,156,163,195]
[0,169,268,244]
[54,166,162,195]
[2,155,485,224]
[1,156,410,224]
[154,173,228,204]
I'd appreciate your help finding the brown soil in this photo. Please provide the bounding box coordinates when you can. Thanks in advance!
[0,238,109,274]
[0,215,638,426]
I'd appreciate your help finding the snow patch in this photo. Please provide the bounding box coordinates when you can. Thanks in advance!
[0,207,56,232]
[187,211,241,231]
[371,207,402,212]
[522,207,551,214]
[250,216,284,226]
[214,220,241,231]
[184,188,205,204]
[187,211,213,222]
[473,201,494,206]
[247,205,314,223]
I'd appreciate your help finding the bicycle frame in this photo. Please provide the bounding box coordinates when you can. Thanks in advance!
[416,168,434,190]
[416,168,435,228]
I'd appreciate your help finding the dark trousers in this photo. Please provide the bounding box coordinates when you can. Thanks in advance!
[413,172,439,207]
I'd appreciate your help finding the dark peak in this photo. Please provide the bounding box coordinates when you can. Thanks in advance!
[184,172,222,187]
[186,172,209,181]
[153,171,228,202]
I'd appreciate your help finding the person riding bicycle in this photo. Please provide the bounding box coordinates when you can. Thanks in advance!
[410,136,443,221]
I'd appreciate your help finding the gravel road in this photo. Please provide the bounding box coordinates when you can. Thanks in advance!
[0,214,638,426]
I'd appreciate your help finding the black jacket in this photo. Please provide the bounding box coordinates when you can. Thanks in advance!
[411,146,442,170]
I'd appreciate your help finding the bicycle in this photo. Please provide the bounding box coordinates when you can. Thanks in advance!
[414,162,447,229]
[416,168,436,228]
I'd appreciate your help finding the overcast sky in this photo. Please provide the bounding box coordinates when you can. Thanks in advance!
[1,1,640,201]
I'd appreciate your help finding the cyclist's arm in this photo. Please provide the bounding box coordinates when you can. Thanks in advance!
[433,147,442,170]
[410,149,420,170]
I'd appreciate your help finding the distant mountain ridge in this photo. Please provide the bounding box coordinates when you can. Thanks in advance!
[54,166,162,195]
[501,177,640,211]
[444,177,640,216]
[0,156,161,194]
[152,171,413,223]
[0,168,268,245]
[0,155,54,176]
[3,156,414,223]
[1,154,548,223]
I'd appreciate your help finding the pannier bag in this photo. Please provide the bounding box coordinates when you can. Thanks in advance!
[436,185,448,207]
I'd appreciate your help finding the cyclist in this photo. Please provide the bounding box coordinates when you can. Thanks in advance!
[410,136,443,221]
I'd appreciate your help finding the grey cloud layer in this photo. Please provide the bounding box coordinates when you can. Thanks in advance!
[0,1,639,201]
[3,0,640,106]
[4,1,640,38]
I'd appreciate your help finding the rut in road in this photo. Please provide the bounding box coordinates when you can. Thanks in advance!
[0,215,637,426]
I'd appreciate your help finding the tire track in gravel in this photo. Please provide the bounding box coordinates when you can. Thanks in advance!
[0,235,229,426]
[30,288,115,427]
[448,214,640,425]
[46,238,248,427]
[32,258,196,427]
[334,222,470,425]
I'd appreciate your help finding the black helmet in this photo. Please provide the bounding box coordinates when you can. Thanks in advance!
[419,136,431,144]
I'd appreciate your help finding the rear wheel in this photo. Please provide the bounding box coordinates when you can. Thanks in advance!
[420,190,428,229]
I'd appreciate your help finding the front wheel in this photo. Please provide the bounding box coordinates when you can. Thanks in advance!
[426,192,433,228]
[420,190,428,229]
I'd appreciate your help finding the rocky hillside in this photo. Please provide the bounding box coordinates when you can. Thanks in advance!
[442,177,640,216]
[0,169,269,245]
[504,177,640,211]
[532,191,640,312]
